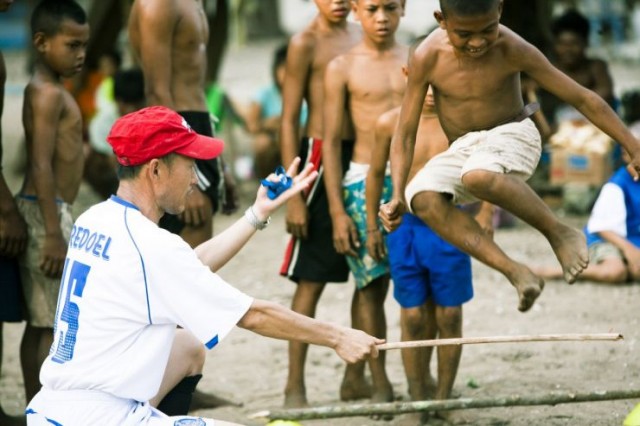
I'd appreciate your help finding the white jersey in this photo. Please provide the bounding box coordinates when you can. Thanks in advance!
[38,196,253,402]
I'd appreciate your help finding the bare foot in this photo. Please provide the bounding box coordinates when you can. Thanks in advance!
[395,411,430,425]
[508,266,545,312]
[283,389,308,408]
[549,225,589,284]
[189,389,242,412]
[340,377,372,401]
[424,374,437,399]
[369,385,395,421]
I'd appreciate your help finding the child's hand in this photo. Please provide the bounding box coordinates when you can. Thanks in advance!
[285,195,309,239]
[252,158,318,221]
[40,234,67,278]
[627,147,640,181]
[379,199,406,232]
[366,228,386,262]
[0,207,27,257]
[331,211,359,257]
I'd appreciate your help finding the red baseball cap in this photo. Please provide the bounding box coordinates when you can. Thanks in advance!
[107,106,224,166]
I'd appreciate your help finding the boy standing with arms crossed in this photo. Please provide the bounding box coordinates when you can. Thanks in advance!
[16,0,89,402]
[322,0,407,404]
[382,0,640,311]
[278,0,366,407]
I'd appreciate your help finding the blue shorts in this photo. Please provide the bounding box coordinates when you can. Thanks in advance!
[386,213,473,308]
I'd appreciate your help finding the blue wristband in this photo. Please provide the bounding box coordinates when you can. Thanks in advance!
[261,166,293,200]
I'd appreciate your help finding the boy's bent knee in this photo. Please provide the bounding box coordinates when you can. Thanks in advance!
[401,307,428,335]
[412,191,448,220]
[461,169,499,197]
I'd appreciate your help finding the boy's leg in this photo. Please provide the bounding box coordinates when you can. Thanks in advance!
[462,170,588,283]
[412,191,543,312]
[399,302,436,426]
[284,280,325,408]
[20,325,52,402]
[433,305,463,401]
[347,276,393,403]
[340,291,371,402]
[535,258,628,284]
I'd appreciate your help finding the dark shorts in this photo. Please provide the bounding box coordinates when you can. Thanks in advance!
[159,110,223,234]
[386,213,473,308]
[0,256,24,322]
[279,137,353,284]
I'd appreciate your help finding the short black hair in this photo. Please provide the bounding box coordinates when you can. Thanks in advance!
[114,68,145,105]
[31,0,87,37]
[439,0,500,17]
[271,42,288,87]
[551,9,590,42]
[622,90,640,124]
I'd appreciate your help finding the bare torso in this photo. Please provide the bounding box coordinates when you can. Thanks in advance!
[303,20,361,140]
[21,79,84,203]
[129,0,208,110]
[343,43,407,163]
[427,28,524,142]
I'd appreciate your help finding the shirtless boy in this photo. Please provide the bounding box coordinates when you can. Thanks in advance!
[1,1,29,424]
[278,0,366,407]
[129,0,235,249]
[368,79,493,423]
[16,0,88,402]
[322,0,407,403]
[381,0,640,312]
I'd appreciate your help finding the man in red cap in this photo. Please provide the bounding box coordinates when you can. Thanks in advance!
[25,106,384,426]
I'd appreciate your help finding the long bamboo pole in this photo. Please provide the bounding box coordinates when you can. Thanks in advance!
[377,333,623,350]
[251,389,640,421]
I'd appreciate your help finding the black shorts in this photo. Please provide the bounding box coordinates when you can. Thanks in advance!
[159,110,223,234]
[0,256,24,322]
[279,137,353,284]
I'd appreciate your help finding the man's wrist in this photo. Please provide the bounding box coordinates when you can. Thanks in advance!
[244,206,270,230]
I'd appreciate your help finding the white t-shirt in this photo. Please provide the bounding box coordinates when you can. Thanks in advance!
[587,183,627,237]
[40,196,253,402]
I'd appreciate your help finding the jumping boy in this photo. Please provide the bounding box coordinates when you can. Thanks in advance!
[16,0,89,402]
[368,78,493,423]
[278,0,366,408]
[381,0,640,312]
[322,0,407,403]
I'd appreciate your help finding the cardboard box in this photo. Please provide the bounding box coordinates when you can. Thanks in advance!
[549,147,614,186]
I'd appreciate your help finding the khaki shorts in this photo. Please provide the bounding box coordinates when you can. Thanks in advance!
[16,196,73,328]
[589,241,624,264]
[405,118,541,208]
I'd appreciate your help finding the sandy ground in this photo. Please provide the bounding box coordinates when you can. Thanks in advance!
[1,40,640,425]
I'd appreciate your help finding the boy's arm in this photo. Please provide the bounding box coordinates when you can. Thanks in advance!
[0,51,27,257]
[280,33,313,239]
[29,85,67,278]
[365,111,394,261]
[381,47,429,231]
[520,43,640,177]
[135,0,178,107]
[322,57,357,257]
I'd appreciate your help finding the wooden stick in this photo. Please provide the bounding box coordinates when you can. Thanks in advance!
[250,389,640,421]
[376,333,623,350]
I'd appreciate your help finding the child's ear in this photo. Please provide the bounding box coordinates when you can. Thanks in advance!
[33,32,48,53]
[401,65,408,77]
[434,11,445,28]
